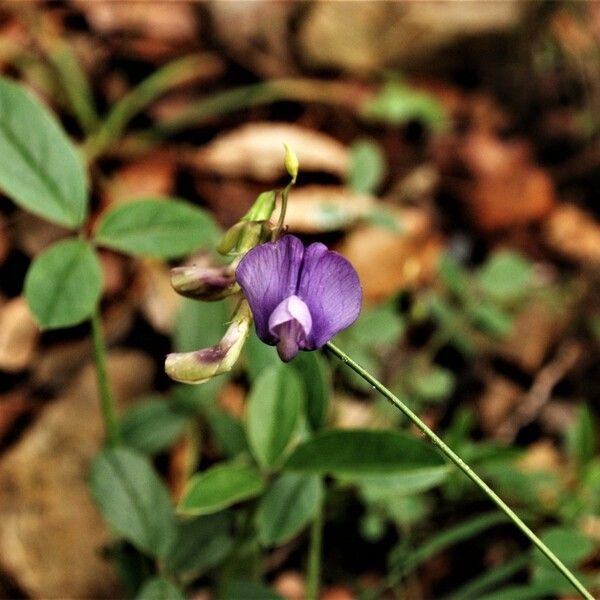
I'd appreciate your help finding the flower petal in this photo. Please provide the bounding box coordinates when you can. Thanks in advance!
[297,242,362,348]
[236,235,304,342]
[268,295,312,339]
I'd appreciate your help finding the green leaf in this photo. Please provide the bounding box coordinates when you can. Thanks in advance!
[439,254,470,298]
[256,474,323,546]
[95,198,218,259]
[477,251,533,302]
[245,329,279,383]
[206,409,249,457]
[361,79,446,129]
[48,41,99,133]
[121,398,188,455]
[247,364,303,469]
[175,298,227,353]
[89,447,175,558]
[355,466,450,500]
[165,512,234,576]
[136,578,184,600]
[476,582,556,600]
[284,430,444,476]
[347,302,405,349]
[448,553,530,600]
[535,527,594,568]
[0,76,87,228]
[291,352,330,431]
[24,239,102,329]
[566,404,596,470]
[394,512,507,578]
[178,462,264,516]
[408,365,455,403]
[468,302,512,338]
[86,54,213,158]
[223,580,284,600]
[348,139,386,194]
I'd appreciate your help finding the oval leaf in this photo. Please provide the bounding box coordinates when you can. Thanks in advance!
[284,429,444,476]
[121,398,189,455]
[24,238,102,329]
[136,577,185,600]
[0,77,87,228]
[178,462,263,516]
[165,512,234,576]
[256,473,323,546]
[247,364,303,469]
[94,198,218,258]
[89,447,175,558]
[291,352,330,431]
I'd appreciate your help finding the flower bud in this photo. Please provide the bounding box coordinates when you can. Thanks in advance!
[217,220,270,256]
[165,301,252,384]
[244,190,277,222]
[283,143,299,183]
[170,264,238,301]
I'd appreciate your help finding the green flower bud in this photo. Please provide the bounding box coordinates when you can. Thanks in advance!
[283,143,299,183]
[244,190,277,222]
[217,220,270,256]
[165,301,251,384]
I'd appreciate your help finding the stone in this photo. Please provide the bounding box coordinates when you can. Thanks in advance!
[0,351,154,599]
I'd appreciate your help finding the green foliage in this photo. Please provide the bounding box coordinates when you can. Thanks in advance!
[222,580,284,600]
[120,397,188,455]
[136,578,185,600]
[178,462,264,516]
[0,76,88,228]
[284,429,444,476]
[24,238,102,329]
[256,473,323,546]
[348,139,386,193]
[89,448,175,558]
[566,405,597,471]
[247,364,303,469]
[165,512,234,576]
[94,198,218,259]
[290,352,330,431]
[361,79,446,129]
[477,251,534,302]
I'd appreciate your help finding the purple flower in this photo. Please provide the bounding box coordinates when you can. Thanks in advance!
[236,235,362,362]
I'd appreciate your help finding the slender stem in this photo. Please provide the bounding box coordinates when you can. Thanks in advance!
[273,183,292,240]
[90,309,120,446]
[325,342,594,600]
[306,500,324,600]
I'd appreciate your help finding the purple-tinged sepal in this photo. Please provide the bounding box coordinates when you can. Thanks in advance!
[170,263,238,301]
[165,301,252,384]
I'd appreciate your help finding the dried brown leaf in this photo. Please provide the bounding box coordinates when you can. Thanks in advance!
[0,297,39,373]
[272,186,375,233]
[193,123,349,181]
[544,204,600,265]
[337,208,442,303]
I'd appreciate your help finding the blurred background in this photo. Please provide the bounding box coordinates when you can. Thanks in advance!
[0,1,599,599]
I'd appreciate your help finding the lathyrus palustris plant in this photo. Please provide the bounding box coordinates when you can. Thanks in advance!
[165,147,594,600]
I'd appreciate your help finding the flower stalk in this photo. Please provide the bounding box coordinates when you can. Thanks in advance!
[325,341,594,600]
[90,308,120,446]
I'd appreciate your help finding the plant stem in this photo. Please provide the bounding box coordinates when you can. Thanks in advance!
[273,183,292,240]
[306,499,324,600]
[90,309,120,446]
[325,342,594,600]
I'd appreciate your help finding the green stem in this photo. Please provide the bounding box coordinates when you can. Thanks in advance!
[306,499,324,600]
[273,183,292,240]
[325,342,594,600]
[90,309,120,446]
